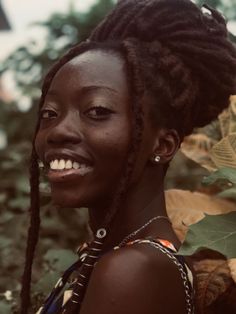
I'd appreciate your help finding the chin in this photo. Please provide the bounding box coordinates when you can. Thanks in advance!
[51,195,88,209]
[50,187,113,210]
[50,187,85,208]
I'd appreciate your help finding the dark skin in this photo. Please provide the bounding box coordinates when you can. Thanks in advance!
[35,49,188,313]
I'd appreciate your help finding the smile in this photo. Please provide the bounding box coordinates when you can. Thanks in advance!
[50,159,91,171]
[47,159,93,183]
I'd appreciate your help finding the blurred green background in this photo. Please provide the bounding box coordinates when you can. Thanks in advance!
[0,0,235,312]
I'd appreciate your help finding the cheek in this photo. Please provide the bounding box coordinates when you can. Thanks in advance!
[87,122,131,168]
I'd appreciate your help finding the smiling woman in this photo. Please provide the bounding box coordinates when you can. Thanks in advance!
[35,50,132,208]
[20,1,236,314]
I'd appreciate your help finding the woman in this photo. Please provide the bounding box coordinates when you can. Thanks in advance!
[20,0,236,313]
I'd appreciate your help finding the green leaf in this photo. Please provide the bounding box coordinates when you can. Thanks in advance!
[218,187,236,200]
[202,167,236,186]
[178,212,236,258]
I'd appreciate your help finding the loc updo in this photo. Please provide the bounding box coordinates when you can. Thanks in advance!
[91,0,236,137]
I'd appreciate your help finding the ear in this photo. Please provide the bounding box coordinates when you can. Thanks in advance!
[150,128,180,164]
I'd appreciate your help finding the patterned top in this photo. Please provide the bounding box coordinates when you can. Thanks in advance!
[36,238,194,314]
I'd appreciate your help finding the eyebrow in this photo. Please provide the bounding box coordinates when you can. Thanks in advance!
[47,85,118,97]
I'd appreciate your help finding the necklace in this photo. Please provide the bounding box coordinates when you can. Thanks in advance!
[118,215,170,247]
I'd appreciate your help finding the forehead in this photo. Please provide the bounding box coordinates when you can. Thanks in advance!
[48,49,129,96]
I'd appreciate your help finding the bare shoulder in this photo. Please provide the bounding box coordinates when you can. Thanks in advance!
[80,243,190,314]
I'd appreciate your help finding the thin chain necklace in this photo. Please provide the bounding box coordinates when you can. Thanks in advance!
[118,215,170,247]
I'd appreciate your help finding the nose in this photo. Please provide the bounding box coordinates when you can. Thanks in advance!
[46,112,82,146]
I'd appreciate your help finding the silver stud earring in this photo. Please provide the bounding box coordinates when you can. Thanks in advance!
[154,155,160,163]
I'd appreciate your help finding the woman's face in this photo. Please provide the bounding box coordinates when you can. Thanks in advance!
[35,49,133,208]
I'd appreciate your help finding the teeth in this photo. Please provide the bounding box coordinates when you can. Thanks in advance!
[73,162,79,169]
[49,159,91,171]
[58,159,65,170]
[50,160,59,170]
[65,160,73,169]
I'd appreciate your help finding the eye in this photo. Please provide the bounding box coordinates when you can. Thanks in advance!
[84,106,114,120]
[40,109,57,120]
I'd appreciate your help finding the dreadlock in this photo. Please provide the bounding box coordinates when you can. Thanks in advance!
[21,0,236,312]
[20,148,40,314]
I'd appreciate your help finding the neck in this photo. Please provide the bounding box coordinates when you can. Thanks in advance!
[88,170,179,252]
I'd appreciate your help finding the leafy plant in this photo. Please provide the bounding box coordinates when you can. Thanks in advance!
[173,96,236,312]
[180,96,236,200]
[179,212,236,258]
[166,96,236,314]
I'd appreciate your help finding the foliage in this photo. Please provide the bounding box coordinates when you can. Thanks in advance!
[166,185,236,311]
[177,95,236,313]
[179,94,236,260]
[177,77,236,313]
[178,168,236,261]
[193,259,236,314]
[165,189,236,242]
[202,167,236,200]
[181,96,236,199]
[179,212,236,258]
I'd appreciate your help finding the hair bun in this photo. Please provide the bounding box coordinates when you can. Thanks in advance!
[91,0,236,136]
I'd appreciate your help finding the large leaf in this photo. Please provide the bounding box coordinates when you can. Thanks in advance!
[210,133,236,169]
[165,189,236,242]
[202,167,236,185]
[218,188,236,201]
[180,133,217,171]
[194,259,233,311]
[180,96,236,172]
[179,212,236,258]
[202,167,236,200]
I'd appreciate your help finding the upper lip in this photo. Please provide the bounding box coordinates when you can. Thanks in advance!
[44,149,93,167]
